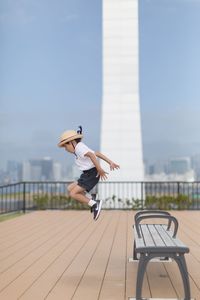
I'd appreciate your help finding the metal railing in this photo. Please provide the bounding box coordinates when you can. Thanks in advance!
[0,181,200,214]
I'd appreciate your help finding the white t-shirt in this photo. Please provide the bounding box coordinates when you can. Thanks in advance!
[74,142,96,171]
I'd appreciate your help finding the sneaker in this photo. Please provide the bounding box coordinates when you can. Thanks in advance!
[92,199,102,221]
[90,194,97,213]
[90,205,94,213]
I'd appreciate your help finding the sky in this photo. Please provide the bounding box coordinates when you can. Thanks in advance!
[1,0,200,170]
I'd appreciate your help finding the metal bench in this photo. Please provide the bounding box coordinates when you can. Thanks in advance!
[131,210,191,300]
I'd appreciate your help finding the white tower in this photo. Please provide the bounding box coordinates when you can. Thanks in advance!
[100,0,144,203]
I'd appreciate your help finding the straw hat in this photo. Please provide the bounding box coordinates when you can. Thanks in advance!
[58,130,83,147]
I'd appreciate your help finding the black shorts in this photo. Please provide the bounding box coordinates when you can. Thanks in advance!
[77,167,100,192]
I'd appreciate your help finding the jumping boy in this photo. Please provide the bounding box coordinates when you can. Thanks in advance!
[58,126,120,220]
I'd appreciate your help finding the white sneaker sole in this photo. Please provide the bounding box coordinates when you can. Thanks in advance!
[94,199,102,221]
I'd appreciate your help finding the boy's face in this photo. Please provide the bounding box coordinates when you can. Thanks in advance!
[64,141,75,153]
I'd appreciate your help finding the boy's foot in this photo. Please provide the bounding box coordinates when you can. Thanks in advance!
[91,200,102,221]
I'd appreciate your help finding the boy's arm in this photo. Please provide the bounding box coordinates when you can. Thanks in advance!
[95,151,120,171]
[84,152,108,180]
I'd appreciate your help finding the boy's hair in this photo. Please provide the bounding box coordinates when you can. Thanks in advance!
[75,138,82,143]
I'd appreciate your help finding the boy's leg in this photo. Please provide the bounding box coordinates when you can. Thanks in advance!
[68,173,102,221]
[69,184,102,221]
[69,184,93,205]
[68,182,92,200]
[67,182,78,193]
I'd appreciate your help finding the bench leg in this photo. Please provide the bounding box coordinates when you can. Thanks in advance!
[133,240,138,260]
[174,254,191,300]
[135,253,191,300]
[136,253,149,300]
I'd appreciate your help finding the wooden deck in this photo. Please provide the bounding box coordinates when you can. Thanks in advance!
[0,210,200,300]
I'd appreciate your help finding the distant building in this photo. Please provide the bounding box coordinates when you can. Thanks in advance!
[101,0,144,182]
[145,156,195,182]
[191,154,200,180]
[1,158,64,183]
[145,160,166,175]
[22,161,31,181]
[22,157,54,181]
[53,162,62,181]
[41,157,53,180]
[100,0,144,202]
[145,170,195,182]
[6,160,21,182]
[29,159,42,181]
[169,157,191,174]
[31,165,42,181]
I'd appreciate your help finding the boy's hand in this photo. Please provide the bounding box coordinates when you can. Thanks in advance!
[97,168,108,180]
[110,162,120,171]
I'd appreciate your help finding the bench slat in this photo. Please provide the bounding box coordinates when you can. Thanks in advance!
[148,225,166,247]
[160,225,189,249]
[155,225,177,247]
[140,225,155,247]
[134,224,189,254]
[134,227,145,249]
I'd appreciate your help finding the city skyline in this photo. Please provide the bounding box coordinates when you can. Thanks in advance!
[1,0,200,171]
[0,156,80,184]
[2,153,200,185]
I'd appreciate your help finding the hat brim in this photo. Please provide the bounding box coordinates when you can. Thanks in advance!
[58,134,83,147]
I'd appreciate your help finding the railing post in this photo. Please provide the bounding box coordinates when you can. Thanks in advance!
[141,182,144,209]
[177,181,180,197]
[23,182,26,213]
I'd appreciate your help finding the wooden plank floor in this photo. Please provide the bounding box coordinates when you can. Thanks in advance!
[0,210,200,300]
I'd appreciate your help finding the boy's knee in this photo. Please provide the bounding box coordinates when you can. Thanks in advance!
[69,189,76,199]
[67,183,75,194]
[67,185,71,193]
[67,182,77,193]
